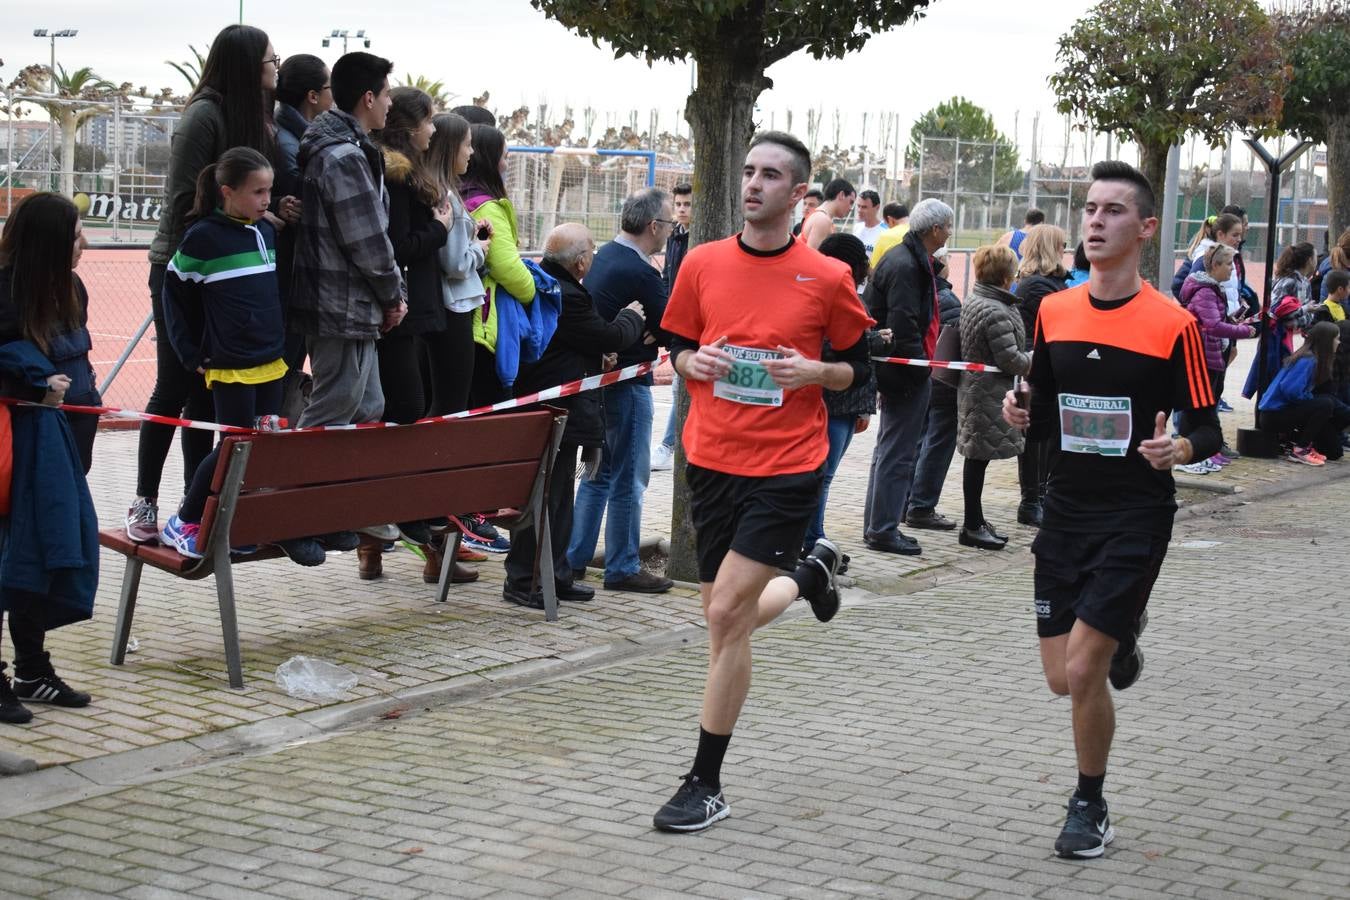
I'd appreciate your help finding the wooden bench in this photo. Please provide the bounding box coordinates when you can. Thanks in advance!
[98,408,567,688]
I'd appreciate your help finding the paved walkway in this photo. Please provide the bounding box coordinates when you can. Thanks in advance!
[1,473,1346,897]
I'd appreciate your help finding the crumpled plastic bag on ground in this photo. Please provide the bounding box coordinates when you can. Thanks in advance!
[274,656,358,700]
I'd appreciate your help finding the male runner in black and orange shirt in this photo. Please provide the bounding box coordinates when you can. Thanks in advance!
[652,131,874,832]
[1004,161,1221,859]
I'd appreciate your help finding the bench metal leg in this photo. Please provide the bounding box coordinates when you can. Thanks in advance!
[213,550,245,689]
[435,531,461,604]
[539,511,558,622]
[109,557,144,666]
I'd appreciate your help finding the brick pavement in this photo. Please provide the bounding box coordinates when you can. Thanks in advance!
[0,337,1339,777]
[0,479,1346,897]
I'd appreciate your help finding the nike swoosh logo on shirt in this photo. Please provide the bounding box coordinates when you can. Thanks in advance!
[795,274,816,282]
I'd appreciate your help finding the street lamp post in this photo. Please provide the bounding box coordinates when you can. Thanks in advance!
[320,29,370,54]
[32,28,78,190]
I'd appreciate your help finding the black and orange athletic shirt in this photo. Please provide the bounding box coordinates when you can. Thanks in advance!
[1027,282,1221,535]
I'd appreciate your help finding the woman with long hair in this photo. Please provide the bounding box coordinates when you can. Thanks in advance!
[957,245,1031,549]
[1011,223,1067,527]
[1259,321,1350,463]
[0,193,101,723]
[1315,227,1350,301]
[127,24,284,546]
[461,124,535,408]
[427,112,491,415]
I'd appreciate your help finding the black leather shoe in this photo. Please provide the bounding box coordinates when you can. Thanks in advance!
[603,571,674,593]
[959,524,1006,551]
[905,509,957,531]
[983,521,1009,543]
[555,581,595,602]
[503,586,545,610]
[1016,501,1043,527]
[864,533,922,555]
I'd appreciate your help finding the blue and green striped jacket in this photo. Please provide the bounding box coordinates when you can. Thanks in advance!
[163,210,284,372]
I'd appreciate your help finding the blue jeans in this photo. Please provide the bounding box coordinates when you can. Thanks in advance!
[567,381,653,581]
[661,373,679,450]
[907,382,958,515]
[863,381,932,541]
[803,415,857,549]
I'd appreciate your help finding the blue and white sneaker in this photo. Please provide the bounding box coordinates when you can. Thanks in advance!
[454,514,511,553]
[1216,398,1234,413]
[160,515,204,559]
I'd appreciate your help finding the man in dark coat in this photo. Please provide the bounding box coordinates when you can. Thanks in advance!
[503,224,647,610]
[861,198,954,555]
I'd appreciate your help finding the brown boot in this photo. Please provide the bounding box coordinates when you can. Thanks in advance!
[420,541,443,584]
[357,537,383,580]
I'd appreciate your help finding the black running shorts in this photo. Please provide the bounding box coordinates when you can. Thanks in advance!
[1031,527,1170,644]
[686,462,824,583]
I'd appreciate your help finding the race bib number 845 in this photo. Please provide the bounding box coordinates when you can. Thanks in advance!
[1058,393,1132,456]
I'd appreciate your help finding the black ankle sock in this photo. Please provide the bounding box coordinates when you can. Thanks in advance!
[791,558,826,599]
[691,727,731,790]
[1076,772,1105,802]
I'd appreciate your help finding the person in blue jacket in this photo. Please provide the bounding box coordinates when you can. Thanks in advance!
[1259,321,1350,463]
[0,192,100,724]
[157,148,324,564]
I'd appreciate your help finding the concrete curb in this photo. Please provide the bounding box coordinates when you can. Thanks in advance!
[0,621,707,817]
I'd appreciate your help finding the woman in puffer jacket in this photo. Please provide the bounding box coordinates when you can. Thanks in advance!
[956,246,1031,551]
[1177,243,1256,472]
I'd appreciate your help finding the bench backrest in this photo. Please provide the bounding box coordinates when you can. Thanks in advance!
[196,409,559,548]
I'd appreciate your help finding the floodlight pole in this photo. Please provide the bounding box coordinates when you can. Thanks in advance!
[1239,136,1313,445]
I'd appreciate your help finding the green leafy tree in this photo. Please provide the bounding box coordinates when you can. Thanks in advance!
[907,96,1024,201]
[1050,0,1287,279]
[396,74,455,111]
[531,0,931,580]
[5,63,126,197]
[1276,2,1350,240]
[166,45,208,92]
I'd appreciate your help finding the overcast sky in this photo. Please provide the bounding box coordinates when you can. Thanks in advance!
[3,0,1101,152]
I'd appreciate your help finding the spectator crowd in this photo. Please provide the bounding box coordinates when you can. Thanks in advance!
[2,21,1348,727]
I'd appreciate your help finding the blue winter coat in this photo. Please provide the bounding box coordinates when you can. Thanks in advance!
[0,340,98,629]
[494,259,562,390]
[1258,356,1316,411]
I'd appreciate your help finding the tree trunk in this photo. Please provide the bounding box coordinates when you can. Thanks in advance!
[60,110,78,198]
[1325,113,1350,244]
[666,48,767,584]
[1136,140,1168,285]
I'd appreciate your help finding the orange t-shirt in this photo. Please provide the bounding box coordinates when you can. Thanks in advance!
[660,235,874,477]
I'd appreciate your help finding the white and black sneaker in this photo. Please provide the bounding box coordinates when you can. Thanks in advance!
[799,538,842,623]
[653,774,730,832]
[1109,609,1148,691]
[12,671,91,708]
[1054,794,1114,859]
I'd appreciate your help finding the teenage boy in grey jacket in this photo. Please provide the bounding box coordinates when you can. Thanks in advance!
[290,52,406,426]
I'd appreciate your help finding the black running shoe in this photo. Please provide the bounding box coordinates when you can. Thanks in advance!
[1109,609,1148,691]
[800,538,842,623]
[0,669,33,723]
[1054,794,1114,859]
[653,774,730,832]
[12,670,91,708]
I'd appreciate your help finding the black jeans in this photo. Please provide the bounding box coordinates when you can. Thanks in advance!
[179,378,283,523]
[505,442,579,592]
[376,334,426,425]
[0,607,47,677]
[469,344,507,409]
[1017,438,1052,504]
[420,313,475,416]
[136,264,214,499]
[1262,396,1350,454]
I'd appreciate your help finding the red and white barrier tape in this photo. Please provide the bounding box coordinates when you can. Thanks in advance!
[2,355,667,434]
[872,355,1003,374]
[6,352,998,432]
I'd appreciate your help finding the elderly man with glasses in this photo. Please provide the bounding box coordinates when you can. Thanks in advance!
[566,188,677,594]
[861,197,955,556]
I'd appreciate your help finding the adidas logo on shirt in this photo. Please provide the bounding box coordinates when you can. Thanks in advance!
[1086,348,1102,360]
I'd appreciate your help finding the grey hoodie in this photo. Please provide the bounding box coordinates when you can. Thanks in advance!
[289,108,404,340]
